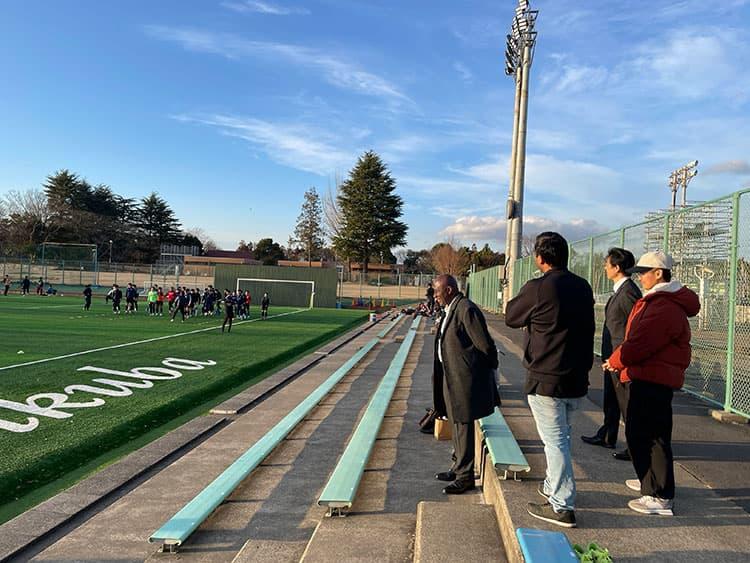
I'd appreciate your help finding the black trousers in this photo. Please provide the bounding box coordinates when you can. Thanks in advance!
[596,369,630,445]
[443,378,474,481]
[626,380,675,499]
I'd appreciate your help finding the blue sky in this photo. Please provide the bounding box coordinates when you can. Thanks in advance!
[2,0,750,252]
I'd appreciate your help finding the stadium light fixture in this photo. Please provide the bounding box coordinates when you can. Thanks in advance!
[503,0,538,310]
[669,160,699,209]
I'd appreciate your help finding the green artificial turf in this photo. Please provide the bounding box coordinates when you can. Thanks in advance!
[0,295,366,520]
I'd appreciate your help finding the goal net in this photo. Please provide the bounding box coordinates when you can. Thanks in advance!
[235,278,315,309]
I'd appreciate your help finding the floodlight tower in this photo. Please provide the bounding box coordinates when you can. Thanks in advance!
[502,0,538,309]
[669,160,698,209]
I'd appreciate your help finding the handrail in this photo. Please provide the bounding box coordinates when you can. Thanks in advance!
[317,316,421,514]
[149,334,382,549]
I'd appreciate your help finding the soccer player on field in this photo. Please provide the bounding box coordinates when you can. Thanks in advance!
[36,277,44,295]
[83,284,92,311]
[222,290,235,333]
[106,284,122,313]
[2,275,10,296]
[167,286,176,312]
[244,290,252,319]
[156,286,164,316]
[261,292,270,320]
[147,286,158,315]
[21,275,31,295]
[170,289,188,323]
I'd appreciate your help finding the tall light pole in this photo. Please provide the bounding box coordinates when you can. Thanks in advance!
[502,0,538,309]
[669,160,698,210]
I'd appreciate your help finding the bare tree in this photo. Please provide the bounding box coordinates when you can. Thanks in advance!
[185,227,218,251]
[521,235,535,258]
[322,180,343,241]
[3,189,57,247]
[430,238,471,277]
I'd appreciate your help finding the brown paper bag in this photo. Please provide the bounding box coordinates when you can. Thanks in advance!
[434,417,452,440]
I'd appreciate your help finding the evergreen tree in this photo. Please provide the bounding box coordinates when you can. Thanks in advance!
[254,238,286,265]
[334,151,407,273]
[137,192,181,261]
[293,187,325,266]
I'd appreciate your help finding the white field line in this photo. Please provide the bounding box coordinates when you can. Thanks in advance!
[2,304,79,310]
[0,308,308,372]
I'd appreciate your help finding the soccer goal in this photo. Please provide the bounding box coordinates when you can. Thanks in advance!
[236,278,315,309]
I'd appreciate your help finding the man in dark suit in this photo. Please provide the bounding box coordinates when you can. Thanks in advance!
[432,274,500,494]
[582,248,641,460]
[505,232,594,528]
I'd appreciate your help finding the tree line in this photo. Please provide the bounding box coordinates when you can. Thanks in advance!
[0,170,210,263]
[1,151,503,276]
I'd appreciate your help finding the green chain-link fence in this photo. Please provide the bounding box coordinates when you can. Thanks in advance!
[506,188,750,418]
[466,265,503,313]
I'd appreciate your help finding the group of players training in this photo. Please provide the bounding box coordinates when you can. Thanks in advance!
[95,283,270,331]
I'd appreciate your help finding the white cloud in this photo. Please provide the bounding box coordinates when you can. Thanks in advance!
[703,160,750,176]
[440,214,606,244]
[453,61,473,83]
[172,114,353,175]
[221,1,309,15]
[633,28,750,103]
[553,64,609,94]
[452,154,621,201]
[143,26,411,105]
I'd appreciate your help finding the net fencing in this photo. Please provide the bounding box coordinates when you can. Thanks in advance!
[505,188,750,418]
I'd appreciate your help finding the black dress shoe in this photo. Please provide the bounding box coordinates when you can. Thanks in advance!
[442,479,475,495]
[420,423,434,434]
[613,449,631,461]
[581,435,615,449]
[435,471,456,482]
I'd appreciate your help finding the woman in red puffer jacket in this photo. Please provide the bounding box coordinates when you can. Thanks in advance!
[604,251,700,517]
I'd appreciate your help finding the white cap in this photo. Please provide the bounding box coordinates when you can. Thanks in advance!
[627,250,673,274]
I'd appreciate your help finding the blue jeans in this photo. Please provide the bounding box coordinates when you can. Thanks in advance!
[527,394,582,512]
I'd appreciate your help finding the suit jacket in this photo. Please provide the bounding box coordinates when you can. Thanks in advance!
[432,294,500,423]
[601,278,641,360]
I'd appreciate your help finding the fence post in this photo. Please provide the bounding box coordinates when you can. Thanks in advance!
[398,273,401,299]
[377,272,381,300]
[663,214,670,253]
[587,237,594,284]
[150,265,154,288]
[61,260,65,285]
[725,192,741,413]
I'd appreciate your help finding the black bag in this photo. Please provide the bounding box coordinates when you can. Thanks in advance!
[418,408,437,434]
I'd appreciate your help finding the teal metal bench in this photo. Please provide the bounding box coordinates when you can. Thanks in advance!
[318,315,421,515]
[149,334,382,550]
[376,312,403,338]
[478,407,530,480]
[516,528,578,562]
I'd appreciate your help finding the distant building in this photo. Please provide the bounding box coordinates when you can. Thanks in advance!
[277,260,335,269]
[183,250,261,276]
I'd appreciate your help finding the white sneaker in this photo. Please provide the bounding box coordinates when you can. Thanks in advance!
[625,479,641,492]
[628,495,673,515]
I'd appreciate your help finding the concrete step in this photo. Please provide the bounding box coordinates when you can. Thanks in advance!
[299,513,415,562]
[413,501,506,563]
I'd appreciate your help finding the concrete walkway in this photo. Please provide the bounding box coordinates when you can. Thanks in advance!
[485,313,750,562]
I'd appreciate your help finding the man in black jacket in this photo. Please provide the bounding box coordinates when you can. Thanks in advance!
[505,232,594,528]
[432,274,500,494]
[582,248,641,460]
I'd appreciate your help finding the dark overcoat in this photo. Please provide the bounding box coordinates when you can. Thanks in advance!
[432,294,500,423]
[601,278,641,360]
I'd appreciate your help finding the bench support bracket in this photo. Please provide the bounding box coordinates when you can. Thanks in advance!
[501,470,521,481]
[325,507,348,518]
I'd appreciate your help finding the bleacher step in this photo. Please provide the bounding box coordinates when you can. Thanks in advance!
[413,501,506,563]
[299,513,415,562]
